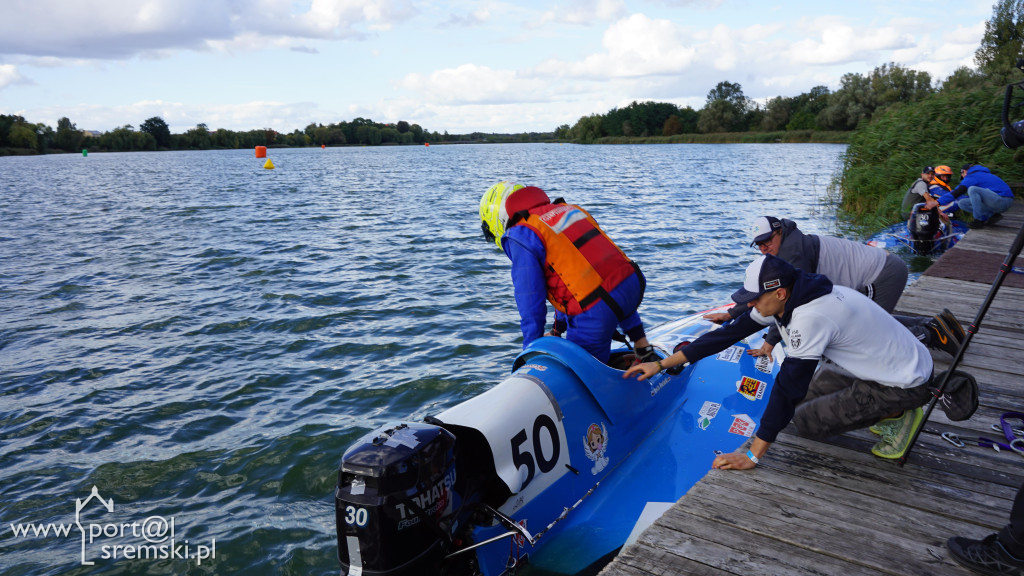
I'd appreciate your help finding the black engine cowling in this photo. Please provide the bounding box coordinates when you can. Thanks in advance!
[908,204,941,253]
[335,423,460,576]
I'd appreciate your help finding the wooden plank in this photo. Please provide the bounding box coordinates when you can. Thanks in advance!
[637,513,890,576]
[662,480,958,575]
[609,541,733,576]
[768,433,1022,503]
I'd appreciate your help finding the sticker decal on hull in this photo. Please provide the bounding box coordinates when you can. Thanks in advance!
[584,422,609,474]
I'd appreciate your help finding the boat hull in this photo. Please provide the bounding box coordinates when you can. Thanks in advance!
[336,306,782,576]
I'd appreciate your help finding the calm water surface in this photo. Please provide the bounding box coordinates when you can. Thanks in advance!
[2,143,851,575]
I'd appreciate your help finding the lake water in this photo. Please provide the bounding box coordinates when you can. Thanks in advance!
[1,143,849,575]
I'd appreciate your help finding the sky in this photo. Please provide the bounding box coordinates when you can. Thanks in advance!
[0,0,996,135]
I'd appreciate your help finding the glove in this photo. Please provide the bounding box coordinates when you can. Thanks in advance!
[634,345,659,364]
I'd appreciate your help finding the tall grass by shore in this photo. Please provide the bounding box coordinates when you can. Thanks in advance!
[837,81,1024,228]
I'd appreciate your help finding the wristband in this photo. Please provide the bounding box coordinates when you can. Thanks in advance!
[655,359,664,372]
[746,450,760,465]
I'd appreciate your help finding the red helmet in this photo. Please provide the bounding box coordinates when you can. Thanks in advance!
[505,186,550,216]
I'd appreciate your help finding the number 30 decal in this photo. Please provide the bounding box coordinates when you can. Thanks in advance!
[510,414,560,489]
[345,505,368,527]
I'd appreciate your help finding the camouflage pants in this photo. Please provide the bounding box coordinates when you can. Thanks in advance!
[792,366,933,439]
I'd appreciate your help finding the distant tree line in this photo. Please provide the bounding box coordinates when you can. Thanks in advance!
[0,114,560,155]
[565,62,935,142]
[0,58,962,154]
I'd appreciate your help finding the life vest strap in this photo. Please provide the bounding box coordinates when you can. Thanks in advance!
[577,262,645,321]
[573,228,601,249]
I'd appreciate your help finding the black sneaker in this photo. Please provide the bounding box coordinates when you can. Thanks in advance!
[938,308,966,342]
[970,219,989,229]
[948,534,1024,575]
[927,314,962,356]
[989,213,1004,226]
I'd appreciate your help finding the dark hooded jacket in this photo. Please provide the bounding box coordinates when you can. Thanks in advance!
[681,269,833,443]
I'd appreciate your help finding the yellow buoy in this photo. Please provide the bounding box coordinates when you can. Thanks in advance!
[264,158,275,169]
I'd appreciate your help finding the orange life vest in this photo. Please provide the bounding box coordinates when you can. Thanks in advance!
[515,203,637,316]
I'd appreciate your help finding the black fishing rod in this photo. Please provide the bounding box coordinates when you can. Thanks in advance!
[899,216,1024,467]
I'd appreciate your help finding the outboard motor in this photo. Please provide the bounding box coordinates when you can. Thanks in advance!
[908,204,941,254]
[336,423,461,576]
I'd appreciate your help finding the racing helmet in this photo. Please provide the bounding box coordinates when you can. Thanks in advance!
[480,181,524,246]
[480,183,551,246]
[934,165,953,176]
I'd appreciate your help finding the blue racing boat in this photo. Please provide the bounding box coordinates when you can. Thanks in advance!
[333,305,780,576]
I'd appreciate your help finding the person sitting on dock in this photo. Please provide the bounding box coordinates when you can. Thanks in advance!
[624,254,975,464]
[702,216,964,358]
[944,164,1015,229]
[906,166,939,211]
[929,165,956,215]
[479,181,656,364]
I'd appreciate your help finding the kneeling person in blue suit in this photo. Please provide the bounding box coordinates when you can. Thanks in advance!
[480,181,654,364]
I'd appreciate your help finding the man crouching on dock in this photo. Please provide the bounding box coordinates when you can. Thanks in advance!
[624,254,960,466]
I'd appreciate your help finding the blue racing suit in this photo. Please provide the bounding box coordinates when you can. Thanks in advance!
[502,225,645,363]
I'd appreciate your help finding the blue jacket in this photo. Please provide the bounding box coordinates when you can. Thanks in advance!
[503,225,558,347]
[680,270,834,443]
[951,165,1013,199]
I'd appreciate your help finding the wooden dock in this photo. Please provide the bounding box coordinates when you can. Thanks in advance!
[600,204,1024,576]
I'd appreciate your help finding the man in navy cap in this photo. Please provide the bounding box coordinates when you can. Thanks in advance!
[624,254,971,465]
[704,215,964,359]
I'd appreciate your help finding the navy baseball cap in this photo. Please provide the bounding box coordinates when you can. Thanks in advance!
[732,254,797,304]
[749,216,782,247]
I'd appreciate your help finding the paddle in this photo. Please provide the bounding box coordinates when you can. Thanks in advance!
[899,216,1024,466]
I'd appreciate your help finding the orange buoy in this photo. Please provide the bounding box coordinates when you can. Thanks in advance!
[425,142,430,147]
[255,146,267,158]
[321,144,325,149]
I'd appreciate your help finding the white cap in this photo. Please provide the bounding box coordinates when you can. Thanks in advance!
[749,216,782,247]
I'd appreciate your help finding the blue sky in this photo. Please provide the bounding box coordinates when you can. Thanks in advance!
[0,0,995,135]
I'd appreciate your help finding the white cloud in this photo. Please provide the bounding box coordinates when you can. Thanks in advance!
[535,14,696,78]
[0,64,30,90]
[399,64,546,104]
[0,0,417,60]
[785,17,917,65]
[538,0,626,26]
[439,8,492,28]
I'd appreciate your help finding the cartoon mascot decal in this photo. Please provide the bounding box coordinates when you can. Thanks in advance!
[584,422,609,474]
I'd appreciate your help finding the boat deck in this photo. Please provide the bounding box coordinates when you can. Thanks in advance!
[599,203,1024,576]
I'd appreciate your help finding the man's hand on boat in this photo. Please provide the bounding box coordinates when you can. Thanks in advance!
[702,311,732,324]
[712,451,757,470]
[623,361,661,381]
[622,349,689,381]
[713,438,770,471]
[747,341,775,361]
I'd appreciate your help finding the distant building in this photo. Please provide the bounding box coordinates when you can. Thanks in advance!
[83,130,102,138]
